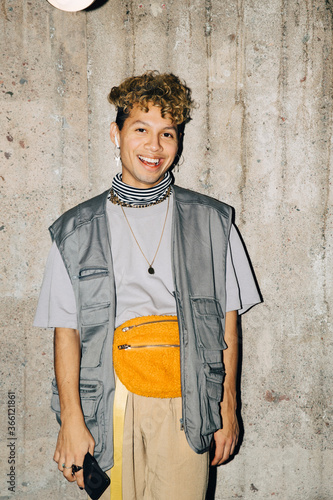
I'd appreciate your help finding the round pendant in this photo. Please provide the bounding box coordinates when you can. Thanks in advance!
[148,267,155,275]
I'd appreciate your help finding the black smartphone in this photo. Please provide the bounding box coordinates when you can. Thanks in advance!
[83,452,110,500]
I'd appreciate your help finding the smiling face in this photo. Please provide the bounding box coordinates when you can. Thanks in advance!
[110,103,179,189]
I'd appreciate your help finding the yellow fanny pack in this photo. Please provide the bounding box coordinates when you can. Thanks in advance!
[112,315,181,398]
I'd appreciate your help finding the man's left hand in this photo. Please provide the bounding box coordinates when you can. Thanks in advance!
[211,405,239,466]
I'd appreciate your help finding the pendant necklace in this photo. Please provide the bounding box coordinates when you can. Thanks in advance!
[120,196,170,275]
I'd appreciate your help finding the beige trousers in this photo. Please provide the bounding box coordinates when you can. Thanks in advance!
[99,393,209,500]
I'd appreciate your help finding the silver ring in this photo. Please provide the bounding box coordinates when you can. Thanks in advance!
[62,463,72,469]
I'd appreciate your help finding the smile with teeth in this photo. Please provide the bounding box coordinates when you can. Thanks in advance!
[138,155,162,167]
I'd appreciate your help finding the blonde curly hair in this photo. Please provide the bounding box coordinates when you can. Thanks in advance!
[108,71,194,130]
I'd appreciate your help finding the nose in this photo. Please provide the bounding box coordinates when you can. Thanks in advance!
[145,133,162,152]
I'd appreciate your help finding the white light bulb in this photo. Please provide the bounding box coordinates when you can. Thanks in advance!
[47,0,96,12]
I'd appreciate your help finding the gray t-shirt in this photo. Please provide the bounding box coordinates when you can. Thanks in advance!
[34,194,261,329]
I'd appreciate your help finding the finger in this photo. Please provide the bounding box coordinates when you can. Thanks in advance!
[74,469,84,488]
[88,436,95,456]
[229,432,239,457]
[57,455,70,472]
[222,441,232,462]
[210,432,227,466]
[53,449,60,464]
[211,446,224,466]
[57,458,66,472]
[214,440,232,466]
[218,441,234,466]
[72,454,86,487]
[58,457,76,481]
[230,438,237,457]
[63,466,77,482]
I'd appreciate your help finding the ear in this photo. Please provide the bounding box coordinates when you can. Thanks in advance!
[110,122,120,147]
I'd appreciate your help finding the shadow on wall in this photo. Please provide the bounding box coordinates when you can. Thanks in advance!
[86,0,109,11]
[206,315,245,500]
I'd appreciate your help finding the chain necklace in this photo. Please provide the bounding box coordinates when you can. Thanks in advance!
[120,196,170,275]
[110,186,172,208]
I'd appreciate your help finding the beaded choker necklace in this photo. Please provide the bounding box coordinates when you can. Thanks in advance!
[109,172,172,208]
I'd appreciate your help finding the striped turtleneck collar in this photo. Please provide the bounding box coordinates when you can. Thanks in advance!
[111,171,173,206]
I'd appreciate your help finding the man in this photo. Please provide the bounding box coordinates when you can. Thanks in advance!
[34,71,260,499]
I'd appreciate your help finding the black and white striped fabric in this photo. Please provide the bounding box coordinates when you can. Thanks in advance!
[111,171,172,206]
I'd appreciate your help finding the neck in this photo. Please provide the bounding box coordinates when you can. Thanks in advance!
[111,172,173,206]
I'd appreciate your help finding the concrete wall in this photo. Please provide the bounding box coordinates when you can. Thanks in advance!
[0,0,332,498]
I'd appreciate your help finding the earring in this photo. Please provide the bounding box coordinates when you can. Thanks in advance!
[114,145,121,169]
[174,153,184,172]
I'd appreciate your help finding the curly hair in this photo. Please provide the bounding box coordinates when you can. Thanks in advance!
[108,71,194,130]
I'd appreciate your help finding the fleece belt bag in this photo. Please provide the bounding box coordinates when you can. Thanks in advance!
[113,315,181,398]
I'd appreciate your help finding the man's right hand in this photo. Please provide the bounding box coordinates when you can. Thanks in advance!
[53,328,95,489]
[53,413,95,488]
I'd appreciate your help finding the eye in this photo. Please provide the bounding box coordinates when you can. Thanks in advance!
[163,132,176,139]
[136,128,146,133]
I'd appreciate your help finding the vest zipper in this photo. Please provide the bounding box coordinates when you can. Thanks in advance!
[122,318,178,332]
[118,343,180,350]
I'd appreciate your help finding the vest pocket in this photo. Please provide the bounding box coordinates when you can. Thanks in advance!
[81,302,110,326]
[80,302,110,368]
[191,297,225,435]
[51,378,104,455]
[80,321,109,368]
[198,363,225,435]
[78,265,111,368]
[79,267,109,280]
[190,297,227,350]
[79,267,110,314]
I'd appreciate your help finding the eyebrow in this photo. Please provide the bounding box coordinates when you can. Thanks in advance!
[132,120,177,131]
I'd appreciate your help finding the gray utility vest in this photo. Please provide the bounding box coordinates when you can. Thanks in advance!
[50,185,232,471]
